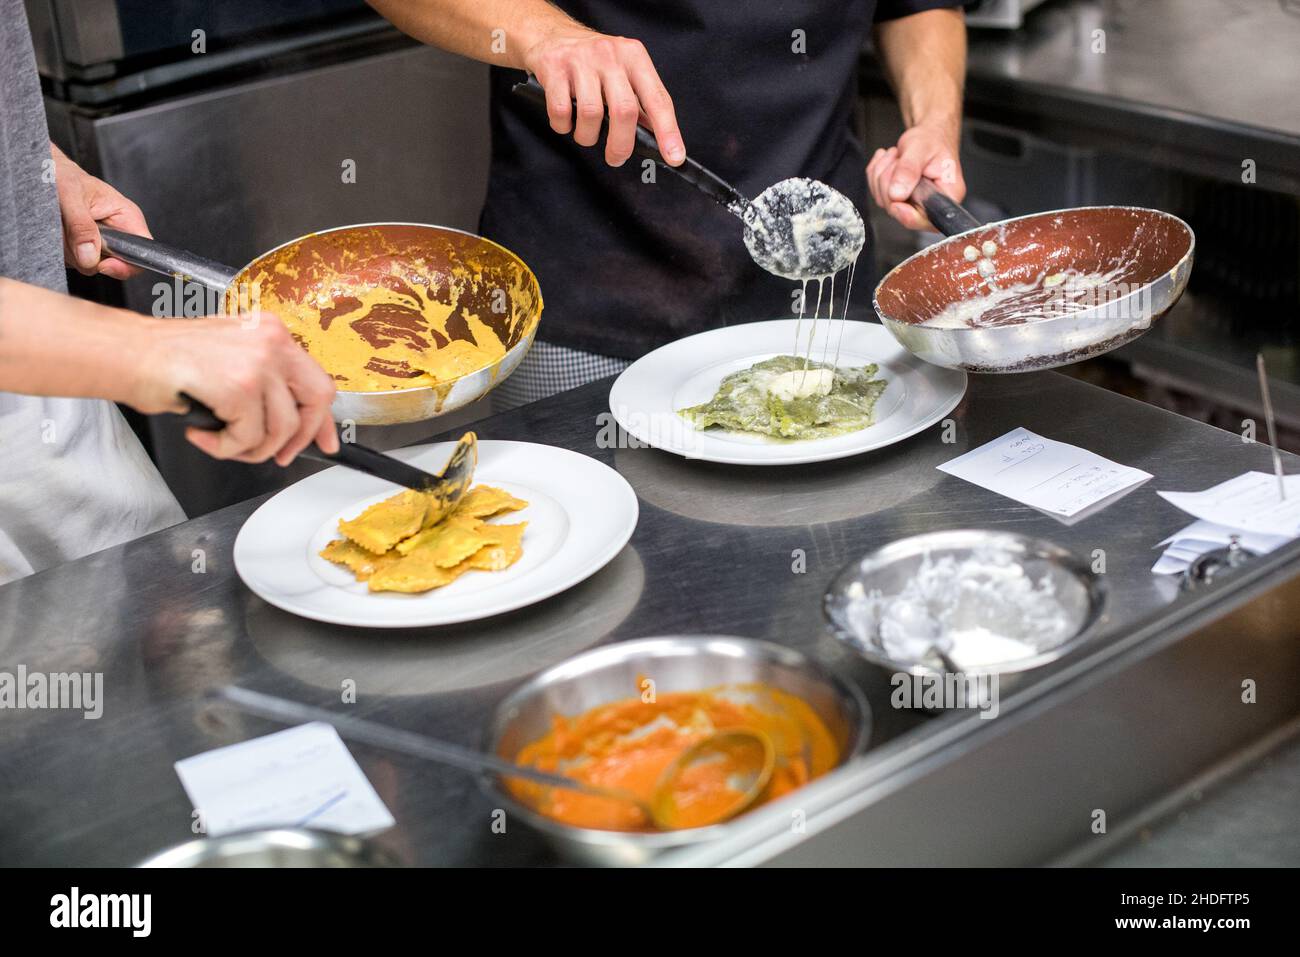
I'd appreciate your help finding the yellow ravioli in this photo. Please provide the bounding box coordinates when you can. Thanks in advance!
[328,480,529,595]
[394,517,492,565]
[338,489,427,554]
[367,548,472,593]
[320,538,401,581]
[465,522,527,572]
[450,484,528,520]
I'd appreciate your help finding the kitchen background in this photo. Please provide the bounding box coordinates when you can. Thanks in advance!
[27,0,1300,515]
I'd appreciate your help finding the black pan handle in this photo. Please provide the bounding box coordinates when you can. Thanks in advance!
[511,76,750,214]
[910,178,982,237]
[99,227,240,291]
[170,392,341,468]
[165,393,426,488]
[171,393,226,432]
[169,392,334,467]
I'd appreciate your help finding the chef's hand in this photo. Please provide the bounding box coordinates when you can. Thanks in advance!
[522,26,684,168]
[50,144,150,280]
[130,312,341,466]
[867,124,967,231]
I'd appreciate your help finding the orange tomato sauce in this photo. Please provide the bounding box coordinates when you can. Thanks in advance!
[509,685,841,832]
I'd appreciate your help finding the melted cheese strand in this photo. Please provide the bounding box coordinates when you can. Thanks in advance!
[832,260,857,370]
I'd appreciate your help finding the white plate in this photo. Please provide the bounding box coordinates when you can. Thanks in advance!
[233,441,639,628]
[608,319,968,466]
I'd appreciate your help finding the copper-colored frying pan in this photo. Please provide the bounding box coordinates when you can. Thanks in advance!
[873,182,1194,372]
[101,223,543,424]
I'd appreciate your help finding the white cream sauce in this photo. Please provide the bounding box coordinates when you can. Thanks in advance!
[919,264,1131,330]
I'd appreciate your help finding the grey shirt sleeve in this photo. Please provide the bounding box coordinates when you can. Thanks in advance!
[0,0,68,294]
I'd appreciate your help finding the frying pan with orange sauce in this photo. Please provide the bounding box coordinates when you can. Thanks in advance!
[873,181,1194,373]
[101,223,543,424]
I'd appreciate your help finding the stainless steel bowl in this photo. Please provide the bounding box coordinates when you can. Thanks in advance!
[482,635,870,866]
[824,530,1106,675]
[137,828,401,868]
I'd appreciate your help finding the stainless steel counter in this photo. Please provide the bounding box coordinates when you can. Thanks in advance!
[1,370,1298,866]
[969,0,1300,142]
[865,0,1300,192]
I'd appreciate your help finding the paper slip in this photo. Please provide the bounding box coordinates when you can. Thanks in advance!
[1157,471,1300,536]
[175,722,395,837]
[1155,520,1294,553]
[1151,519,1293,575]
[937,428,1152,517]
[1152,552,1193,576]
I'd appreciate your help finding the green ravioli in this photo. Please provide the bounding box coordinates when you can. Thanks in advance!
[678,354,887,440]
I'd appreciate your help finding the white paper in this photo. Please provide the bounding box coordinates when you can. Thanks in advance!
[1152,552,1192,576]
[175,722,395,837]
[1150,518,1294,575]
[937,428,1152,517]
[1155,519,1293,553]
[1157,472,1300,535]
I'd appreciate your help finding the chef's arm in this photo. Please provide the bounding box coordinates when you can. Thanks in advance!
[0,277,339,463]
[866,7,968,230]
[366,0,684,166]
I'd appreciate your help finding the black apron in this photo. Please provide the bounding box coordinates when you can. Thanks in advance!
[479,1,903,360]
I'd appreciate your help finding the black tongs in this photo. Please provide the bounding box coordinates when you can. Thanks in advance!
[171,393,476,506]
[511,75,750,214]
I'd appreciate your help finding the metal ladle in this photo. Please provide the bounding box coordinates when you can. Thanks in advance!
[650,728,776,830]
[215,686,773,831]
[740,178,865,279]
[510,78,864,280]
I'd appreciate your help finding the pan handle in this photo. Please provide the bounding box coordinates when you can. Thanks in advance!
[511,76,751,215]
[100,227,240,291]
[164,392,341,469]
[163,393,434,487]
[911,178,982,237]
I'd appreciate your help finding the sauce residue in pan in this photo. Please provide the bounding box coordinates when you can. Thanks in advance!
[919,264,1133,329]
[277,281,507,391]
[878,207,1191,334]
[509,684,840,832]
[229,226,542,393]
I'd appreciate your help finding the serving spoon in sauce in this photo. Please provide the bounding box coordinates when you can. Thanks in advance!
[650,728,777,830]
[511,78,864,280]
[214,686,775,831]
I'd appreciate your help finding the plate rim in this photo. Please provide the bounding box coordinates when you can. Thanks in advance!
[608,319,968,465]
[232,440,639,628]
